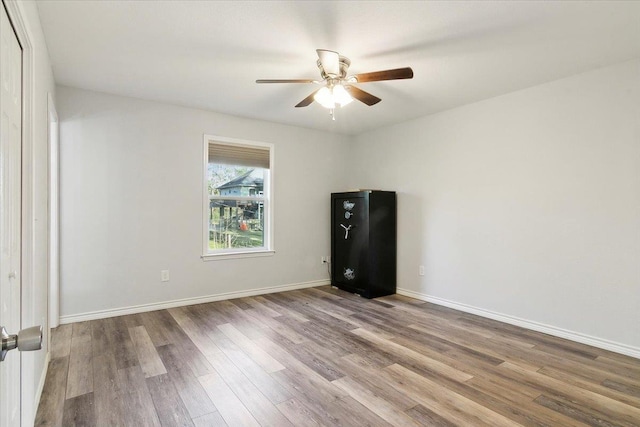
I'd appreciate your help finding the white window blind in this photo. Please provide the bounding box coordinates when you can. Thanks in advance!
[208,142,270,168]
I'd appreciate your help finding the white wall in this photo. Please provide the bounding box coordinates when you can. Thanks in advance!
[351,59,640,353]
[5,1,57,424]
[57,86,350,318]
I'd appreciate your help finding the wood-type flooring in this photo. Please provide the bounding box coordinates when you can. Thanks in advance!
[35,286,640,426]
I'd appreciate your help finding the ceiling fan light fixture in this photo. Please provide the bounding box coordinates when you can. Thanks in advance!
[333,84,353,107]
[314,86,334,108]
[314,84,353,109]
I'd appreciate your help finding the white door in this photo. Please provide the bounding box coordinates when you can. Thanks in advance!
[0,2,23,426]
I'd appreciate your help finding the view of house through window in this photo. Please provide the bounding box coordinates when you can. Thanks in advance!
[205,137,272,256]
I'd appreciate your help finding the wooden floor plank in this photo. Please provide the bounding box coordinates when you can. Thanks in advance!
[244,308,309,344]
[602,378,640,399]
[168,306,223,356]
[538,364,640,408]
[306,395,393,427]
[597,354,640,374]
[61,392,95,427]
[189,302,234,328]
[192,411,228,427]
[217,323,285,373]
[391,326,506,375]
[255,335,349,405]
[65,335,93,399]
[156,344,217,419]
[276,398,323,427]
[213,300,271,340]
[298,289,358,318]
[89,318,111,358]
[464,374,590,427]
[36,286,640,427]
[404,404,458,427]
[500,361,640,426]
[198,371,261,427]
[376,293,428,306]
[243,295,284,318]
[270,333,347,381]
[332,375,422,426]
[406,322,509,365]
[229,297,254,310]
[146,373,195,427]
[205,350,293,427]
[117,365,162,427]
[211,328,292,404]
[35,356,69,427]
[259,293,311,322]
[129,325,167,378]
[351,327,474,383]
[111,316,140,370]
[71,321,92,339]
[339,353,420,410]
[383,363,520,427]
[50,324,72,359]
[277,311,396,367]
[91,353,126,426]
[284,294,362,333]
[138,310,174,347]
[534,394,625,427]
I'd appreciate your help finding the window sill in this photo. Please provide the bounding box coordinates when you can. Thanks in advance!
[201,250,275,261]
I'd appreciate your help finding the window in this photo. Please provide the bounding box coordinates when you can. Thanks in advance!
[203,135,273,259]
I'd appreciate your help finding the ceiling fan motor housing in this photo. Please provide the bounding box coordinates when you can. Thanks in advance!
[317,55,351,80]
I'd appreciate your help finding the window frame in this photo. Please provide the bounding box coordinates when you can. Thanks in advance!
[202,135,274,260]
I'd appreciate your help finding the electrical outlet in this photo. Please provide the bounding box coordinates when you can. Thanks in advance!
[161,270,170,282]
[326,256,331,263]
[418,265,425,276]
[322,256,331,264]
[321,256,326,264]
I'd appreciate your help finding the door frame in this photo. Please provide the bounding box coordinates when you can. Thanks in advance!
[2,1,38,426]
[48,93,59,330]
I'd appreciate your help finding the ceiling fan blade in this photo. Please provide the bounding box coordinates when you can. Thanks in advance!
[295,89,320,108]
[353,67,414,83]
[316,49,340,77]
[256,79,316,84]
[346,86,381,106]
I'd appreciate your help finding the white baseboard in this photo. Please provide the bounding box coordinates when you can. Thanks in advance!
[397,288,640,360]
[60,279,329,324]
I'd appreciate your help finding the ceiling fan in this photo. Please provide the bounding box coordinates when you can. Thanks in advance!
[256,49,413,119]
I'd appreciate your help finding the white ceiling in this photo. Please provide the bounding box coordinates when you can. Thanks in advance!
[37,1,640,136]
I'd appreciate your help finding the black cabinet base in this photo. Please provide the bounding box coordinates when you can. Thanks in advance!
[331,283,395,299]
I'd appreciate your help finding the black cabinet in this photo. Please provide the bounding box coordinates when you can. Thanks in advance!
[331,191,396,298]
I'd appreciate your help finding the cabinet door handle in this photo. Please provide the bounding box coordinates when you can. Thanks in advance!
[340,224,353,239]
